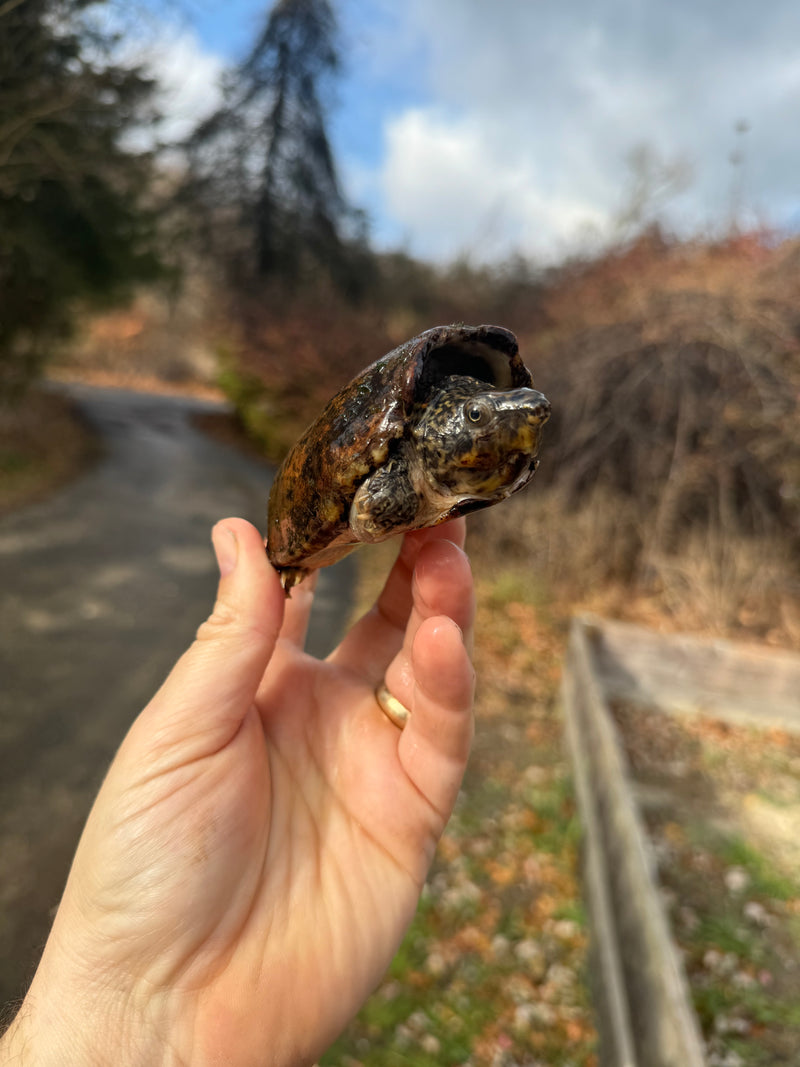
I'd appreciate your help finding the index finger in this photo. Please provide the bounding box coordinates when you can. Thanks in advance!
[329,518,467,679]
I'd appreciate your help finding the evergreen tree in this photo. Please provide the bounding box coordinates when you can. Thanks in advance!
[187,0,364,293]
[0,0,163,398]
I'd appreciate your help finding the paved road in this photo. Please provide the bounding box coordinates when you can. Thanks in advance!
[0,384,354,1006]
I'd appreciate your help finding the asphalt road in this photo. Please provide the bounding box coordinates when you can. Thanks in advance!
[0,384,354,1007]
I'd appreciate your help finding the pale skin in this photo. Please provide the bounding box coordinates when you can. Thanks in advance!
[0,517,475,1067]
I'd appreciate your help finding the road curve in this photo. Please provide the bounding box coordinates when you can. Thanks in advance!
[0,383,354,1006]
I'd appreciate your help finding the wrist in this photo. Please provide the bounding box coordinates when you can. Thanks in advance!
[1,993,108,1067]
[0,1009,29,1065]
[0,1005,51,1067]
[1,972,176,1067]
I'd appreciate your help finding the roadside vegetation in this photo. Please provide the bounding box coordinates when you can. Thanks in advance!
[0,390,98,518]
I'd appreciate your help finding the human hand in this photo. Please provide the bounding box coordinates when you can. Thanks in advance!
[2,518,475,1067]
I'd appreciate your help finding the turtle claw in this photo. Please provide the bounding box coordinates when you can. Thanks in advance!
[278,567,306,595]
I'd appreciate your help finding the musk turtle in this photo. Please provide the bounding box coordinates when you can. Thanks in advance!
[267,324,550,591]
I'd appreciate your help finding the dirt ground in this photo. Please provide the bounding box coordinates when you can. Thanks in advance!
[612,702,800,1066]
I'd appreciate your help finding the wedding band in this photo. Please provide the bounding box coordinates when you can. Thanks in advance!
[375,683,410,729]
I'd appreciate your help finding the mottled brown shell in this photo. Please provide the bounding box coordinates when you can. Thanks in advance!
[267,324,533,584]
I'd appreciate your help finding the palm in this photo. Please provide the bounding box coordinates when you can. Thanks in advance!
[49,520,474,1067]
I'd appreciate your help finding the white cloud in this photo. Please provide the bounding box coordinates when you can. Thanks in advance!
[382,109,607,261]
[368,0,800,262]
[116,22,225,148]
[146,30,225,143]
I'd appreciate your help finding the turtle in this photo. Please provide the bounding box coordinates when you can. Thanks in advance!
[267,323,551,592]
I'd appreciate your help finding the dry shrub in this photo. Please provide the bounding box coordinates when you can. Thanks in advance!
[469,231,800,645]
[538,328,797,551]
[533,235,798,547]
[229,291,395,454]
[468,484,643,596]
[645,528,799,640]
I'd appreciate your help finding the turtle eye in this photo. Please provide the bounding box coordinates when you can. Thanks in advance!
[465,400,491,426]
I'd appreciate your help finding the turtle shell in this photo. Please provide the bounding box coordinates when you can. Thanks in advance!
[267,324,534,587]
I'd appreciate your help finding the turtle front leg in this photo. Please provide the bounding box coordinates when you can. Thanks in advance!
[350,457,421,542]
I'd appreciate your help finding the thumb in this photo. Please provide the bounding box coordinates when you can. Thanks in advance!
[139,518,286,750]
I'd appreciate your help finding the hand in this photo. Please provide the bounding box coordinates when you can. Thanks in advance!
[2,518,475,1067]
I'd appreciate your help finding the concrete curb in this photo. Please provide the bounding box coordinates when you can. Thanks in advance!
[583,614,800,733]
[562,617,707,1067]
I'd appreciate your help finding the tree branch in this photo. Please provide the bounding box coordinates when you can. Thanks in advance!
[0,0,29,19]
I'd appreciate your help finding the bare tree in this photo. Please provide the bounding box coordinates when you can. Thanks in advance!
[614,143,692,238]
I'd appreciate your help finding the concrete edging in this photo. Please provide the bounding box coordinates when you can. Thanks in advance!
[562,617,707,1067]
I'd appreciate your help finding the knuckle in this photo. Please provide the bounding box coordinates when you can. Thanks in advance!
[196,599,238,642]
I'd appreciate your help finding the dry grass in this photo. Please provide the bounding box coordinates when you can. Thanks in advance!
[469,489,800,651]
[645,530,800,643]
[0,390,98,516]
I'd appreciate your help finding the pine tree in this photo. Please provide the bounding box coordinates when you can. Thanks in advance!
[0,0,163,397]
[187,0,364,293]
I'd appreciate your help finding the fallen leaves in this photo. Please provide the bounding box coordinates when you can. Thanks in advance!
[322,577,597,1067]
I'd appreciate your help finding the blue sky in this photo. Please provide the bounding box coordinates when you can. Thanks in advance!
[140,0,800,264]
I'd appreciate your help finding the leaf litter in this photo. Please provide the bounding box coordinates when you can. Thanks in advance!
[325,565,597,1067]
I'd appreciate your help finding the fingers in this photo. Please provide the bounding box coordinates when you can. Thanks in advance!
[381,536,475,706]
[279,570,319,649]
[331,518,468,678]
[375,518,467,632]
[412,532,475,653]
[398,616,474,821]
[137,519,285,751]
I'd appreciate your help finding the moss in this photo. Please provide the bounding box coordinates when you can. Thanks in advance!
[215,357,292,460]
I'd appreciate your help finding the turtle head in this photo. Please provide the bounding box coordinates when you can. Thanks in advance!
[413,375,551,497]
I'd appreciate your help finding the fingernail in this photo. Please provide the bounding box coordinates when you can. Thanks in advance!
[212,524,238,577]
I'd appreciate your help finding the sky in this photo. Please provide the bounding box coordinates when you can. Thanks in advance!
[135,0,800,265]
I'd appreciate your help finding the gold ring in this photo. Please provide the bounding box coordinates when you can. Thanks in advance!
[375,683,410,729]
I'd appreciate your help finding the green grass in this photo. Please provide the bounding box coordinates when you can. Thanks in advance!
[521,775,582,855]
[216,358,289,459]
[666,822,800,1061]
[487,568,551,611]
[552,897,588,929]
[690,912,762,959]
[693,983,800,1066]
[721,838,797,901]
[697,830,798,903]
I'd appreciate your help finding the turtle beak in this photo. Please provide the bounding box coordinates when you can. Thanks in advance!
[501,389,551,453]
[526,390,551,425]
